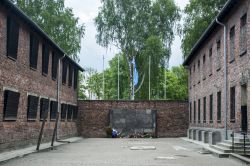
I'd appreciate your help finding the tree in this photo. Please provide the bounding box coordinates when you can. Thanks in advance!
[95,0,180,99]
[11,0,85,61]
[181,0,227,58]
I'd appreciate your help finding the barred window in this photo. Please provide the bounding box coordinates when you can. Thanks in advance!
[62,59,68,84]
[189,102,192,123]
[230,26,235,62]
[217,91,222,123]
[52,52,59,80]
[209,48,212,76]
[73,68,78,89]
[3,90,20,121]
[7,16,19,60]
[240,14,247,55]
[42,44,49,75]
[209,94,213,123]
[40,98,49,120]
[27,95,39,121]
[50,101,58,120]
[29,34,39,69]
[203,97,206,123]
[61,104,67,121]
[216,39,221,71]
[202,54,206,80]
[67,105,73,121]
[198,99,201,123]
[230,87,236,122]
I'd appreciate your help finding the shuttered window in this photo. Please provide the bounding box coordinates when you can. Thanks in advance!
[61,104,67,121]
[29,34,39,69]
[68,64,73,87]
[230,26,235,62]
[240,13,247,55]
[73,68,78,89]
[42,44,49,75]
[67,105,73,121]
[72,106,78,120]
[7,16,19,60]
[62,59,67,84]
[27,95,39,120]
[209,94,213,123]
[230,87,236,122]
[3,90,20,120]
[203,97,206,123]
[40,98,49,120]
[217,91,222,123]
[52,52,59,80]
[50,101,58,120]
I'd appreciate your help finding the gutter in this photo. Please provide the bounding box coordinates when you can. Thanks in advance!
[51,54,66,146]
[216,18,228,140]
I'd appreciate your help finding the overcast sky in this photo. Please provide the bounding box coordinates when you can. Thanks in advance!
[64,0,189,72]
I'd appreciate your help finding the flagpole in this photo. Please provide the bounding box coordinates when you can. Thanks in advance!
[149,55,151,100]
[118,54,120,100]
[103,54,105,100]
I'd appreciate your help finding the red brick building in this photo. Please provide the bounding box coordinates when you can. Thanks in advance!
[184,0,250,144]
[0,0,84,151]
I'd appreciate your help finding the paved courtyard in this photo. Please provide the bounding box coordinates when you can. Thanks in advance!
[0,138,245,166]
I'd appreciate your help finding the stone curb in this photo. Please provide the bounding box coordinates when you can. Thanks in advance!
[0,137,82,164]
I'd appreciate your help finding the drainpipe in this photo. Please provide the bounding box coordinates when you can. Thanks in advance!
[216,18,228,140]
[51,54,65,146]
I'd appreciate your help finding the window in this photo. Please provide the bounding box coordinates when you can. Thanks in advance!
[194,101,196,123]
[29,34,39,69]
[217,91,222,123]
[203,54,206,64]
[230,87,236,122]
[72,106,78,120]
[3,90,20,120]
[67,105,73,121]
[7,16,19,60]
[240,14,247,55]
[40,98,49,120]
[68,64,73,87]
[190,102,192,123]
[202,54,206,80]
[50,101,58,120]
[61,104,67,121]
[216,39,221,70]
[230,26,235,62]
[27,95,39,121]
[52,52,59,80]
[203,97,206,123]
[62,59,68,84]
[209,94,213,123]
[42,44,49,75]
[209,48,212,75]
[198,99,201,123]
[73,68,78,89]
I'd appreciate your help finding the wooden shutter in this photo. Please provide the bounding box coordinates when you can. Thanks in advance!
[67,105,73,121]
[3,90,20,120]
[7,16,19,60]
[27,95,39,120]
[29,34,39,69]
[68,64,72,87]
[61,104,67,120]
[73,68,78,89]
[42,44,49,75]
[50,101,58,120]
[62,59,67,84]
[40,98,49,120]
[72,106,78,120]
[52,52,59,80]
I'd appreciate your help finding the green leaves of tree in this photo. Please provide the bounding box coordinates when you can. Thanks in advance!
[12,0,85,61]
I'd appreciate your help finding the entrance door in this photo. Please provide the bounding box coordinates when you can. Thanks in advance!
[241,84,248,133]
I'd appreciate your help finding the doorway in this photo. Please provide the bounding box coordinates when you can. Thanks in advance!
[241,84,248,133]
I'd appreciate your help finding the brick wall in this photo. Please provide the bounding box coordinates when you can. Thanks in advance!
[78,100,189,138]
[0,5,79,152]
[188,0,250,132]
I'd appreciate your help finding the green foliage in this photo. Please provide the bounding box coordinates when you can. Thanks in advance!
[181,0,227,59]
[11,0,85,61]
[95,0,180,98]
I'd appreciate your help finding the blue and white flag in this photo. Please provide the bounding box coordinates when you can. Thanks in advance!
[132,56,139,86]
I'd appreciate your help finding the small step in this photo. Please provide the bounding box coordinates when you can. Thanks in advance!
[204,146,229,158]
